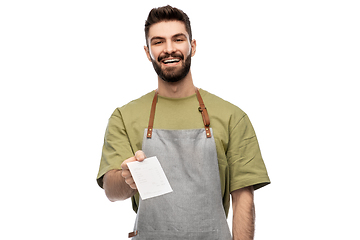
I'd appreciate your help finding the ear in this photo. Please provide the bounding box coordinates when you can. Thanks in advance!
[144,46,152,62]
[190,39,197,57]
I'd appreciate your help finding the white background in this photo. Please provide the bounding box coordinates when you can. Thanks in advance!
[1,0,359,239]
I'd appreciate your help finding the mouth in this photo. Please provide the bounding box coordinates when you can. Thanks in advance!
[158,53,184,66]
[162,58,181,65]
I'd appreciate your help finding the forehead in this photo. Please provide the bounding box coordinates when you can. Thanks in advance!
[148,20,189,40]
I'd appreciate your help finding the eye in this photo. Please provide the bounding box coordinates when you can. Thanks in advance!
[151,40,164,46]
[175,39,184,42]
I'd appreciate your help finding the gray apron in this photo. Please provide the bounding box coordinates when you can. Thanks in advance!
[129,89,232,240]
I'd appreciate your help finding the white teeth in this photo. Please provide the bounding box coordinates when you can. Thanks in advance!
[163,59,180,63]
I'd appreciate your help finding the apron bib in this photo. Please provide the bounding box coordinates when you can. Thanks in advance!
[130,89,231,240]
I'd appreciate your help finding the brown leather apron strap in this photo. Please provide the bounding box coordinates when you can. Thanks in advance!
[147,88,211,138]
[195,88,212,138]
[147,90,158,138]
[128,230,138,238]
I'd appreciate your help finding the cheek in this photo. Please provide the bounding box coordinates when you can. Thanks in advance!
[148,45,161,61]
[149,47,156,60]
[179,42,192,58]
[179,42,191,57]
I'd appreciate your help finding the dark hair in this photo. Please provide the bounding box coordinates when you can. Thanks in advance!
[145,5,192,46]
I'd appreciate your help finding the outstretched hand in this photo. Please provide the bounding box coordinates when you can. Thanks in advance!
[120,150,146,189]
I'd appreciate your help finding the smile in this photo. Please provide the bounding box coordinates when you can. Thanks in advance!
[162,58,181,64]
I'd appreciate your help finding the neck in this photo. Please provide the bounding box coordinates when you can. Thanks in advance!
[157,71,196,98]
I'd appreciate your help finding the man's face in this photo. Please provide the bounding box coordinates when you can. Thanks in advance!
[145,21,196,83]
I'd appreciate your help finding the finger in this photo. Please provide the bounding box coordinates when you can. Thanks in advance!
[121,156,136,170]
[121,169,131,179]
[129,182,137,190]
[135,150,146,162]
[125,177,138,189]
[125,176,135,185]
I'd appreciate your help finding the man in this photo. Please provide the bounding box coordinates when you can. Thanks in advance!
[97,5,270,240]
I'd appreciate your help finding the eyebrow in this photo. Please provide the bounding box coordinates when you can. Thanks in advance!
[150,33,188,42]
[172,33,188,39]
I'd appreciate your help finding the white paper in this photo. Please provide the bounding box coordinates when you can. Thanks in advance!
[127,156,173,200]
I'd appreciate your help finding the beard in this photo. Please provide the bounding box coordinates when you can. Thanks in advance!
[151,52,191,83]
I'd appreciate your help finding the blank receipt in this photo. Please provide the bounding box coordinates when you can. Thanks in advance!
[127,156,173,200]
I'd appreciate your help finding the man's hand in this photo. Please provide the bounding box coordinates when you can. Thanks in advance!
[103,150,146,201]
[120,150,146,189]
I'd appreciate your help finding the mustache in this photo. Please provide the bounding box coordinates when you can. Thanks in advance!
[157,53,184,62]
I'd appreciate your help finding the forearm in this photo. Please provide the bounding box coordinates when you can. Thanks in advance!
[232,186,255,240]
[103,169,137,202]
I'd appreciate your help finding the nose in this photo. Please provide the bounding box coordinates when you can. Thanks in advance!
[164,41,176,54]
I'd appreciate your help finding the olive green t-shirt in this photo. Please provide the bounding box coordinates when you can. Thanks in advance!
[97,89,270,217]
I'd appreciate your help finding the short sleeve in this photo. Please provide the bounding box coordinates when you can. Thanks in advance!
[227,114,270,192]
[96,108,134,189]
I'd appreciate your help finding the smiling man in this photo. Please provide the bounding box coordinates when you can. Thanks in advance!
[97,5,270,240]
[146,21,193,84]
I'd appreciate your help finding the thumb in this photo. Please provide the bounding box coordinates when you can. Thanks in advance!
[135,150,146,162]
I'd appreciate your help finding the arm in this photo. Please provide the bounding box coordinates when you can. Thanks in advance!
[231,186,255,240]
[103,151,145,202]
